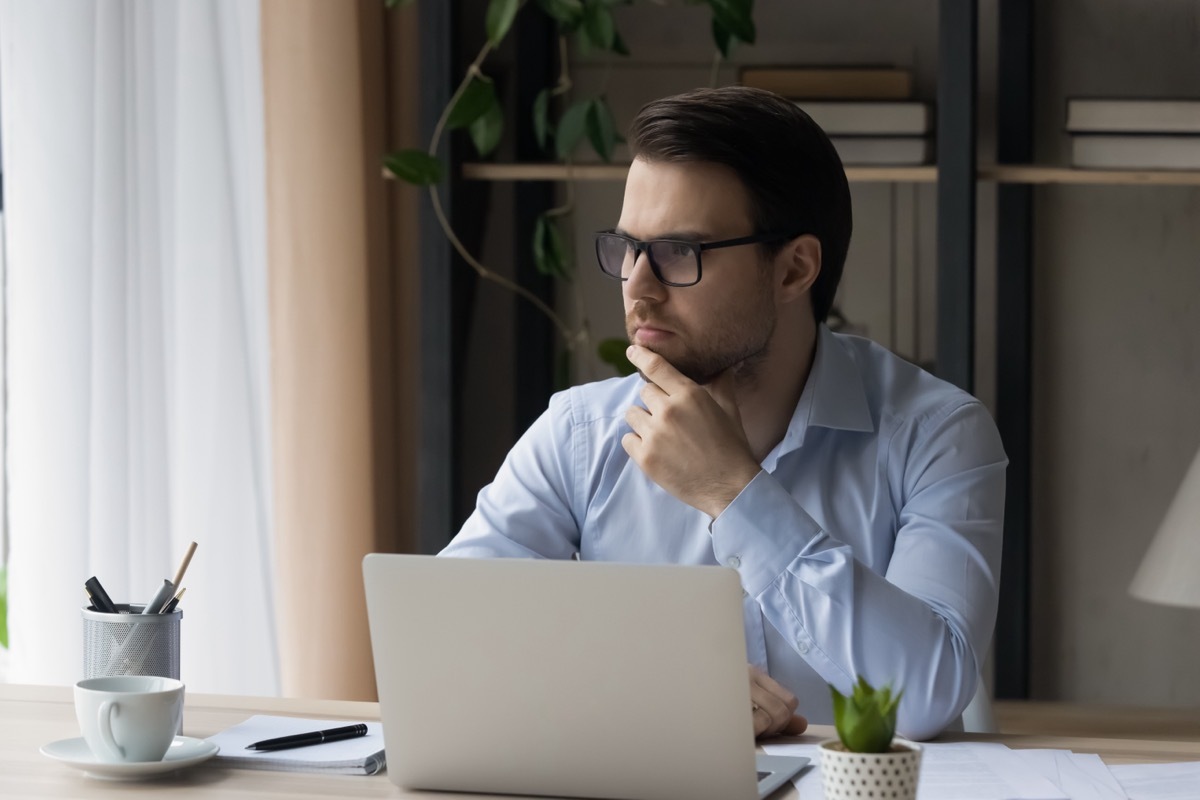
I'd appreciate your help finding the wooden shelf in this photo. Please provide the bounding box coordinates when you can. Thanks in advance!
[983,164,1200,185]
[463,162,1200,186]
[462,162,937,183]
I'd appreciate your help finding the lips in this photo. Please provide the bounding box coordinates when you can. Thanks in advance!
[630,322,675,346]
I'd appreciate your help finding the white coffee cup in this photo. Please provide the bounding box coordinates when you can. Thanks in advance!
[74,676,185,763]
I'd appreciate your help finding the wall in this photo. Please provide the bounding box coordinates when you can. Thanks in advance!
[1029,0,1200,705]
[456,0,1200,708]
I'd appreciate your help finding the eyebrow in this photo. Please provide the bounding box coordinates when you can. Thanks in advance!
[611,226,712,241]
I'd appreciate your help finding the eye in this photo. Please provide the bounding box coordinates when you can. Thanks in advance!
[665,242,692,258]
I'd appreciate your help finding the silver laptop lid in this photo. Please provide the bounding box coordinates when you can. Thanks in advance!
[363,554,759,800]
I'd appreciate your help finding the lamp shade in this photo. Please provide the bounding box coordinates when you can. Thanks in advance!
[1129,446,1200,609]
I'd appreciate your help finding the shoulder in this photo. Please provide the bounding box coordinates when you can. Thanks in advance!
[548,373,644,428]
[833,332,993,433]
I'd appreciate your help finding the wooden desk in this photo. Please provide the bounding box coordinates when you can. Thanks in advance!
[4,683,1199,798]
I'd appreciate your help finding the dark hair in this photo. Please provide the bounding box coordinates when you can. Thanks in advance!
[628,86,852,323]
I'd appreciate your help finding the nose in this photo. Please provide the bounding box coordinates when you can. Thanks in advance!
[623,248,666,303]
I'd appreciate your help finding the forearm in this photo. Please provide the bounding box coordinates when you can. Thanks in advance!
[710,472,1001,740]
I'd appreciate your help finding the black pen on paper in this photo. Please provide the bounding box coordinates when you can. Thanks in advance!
[245,723,369,752]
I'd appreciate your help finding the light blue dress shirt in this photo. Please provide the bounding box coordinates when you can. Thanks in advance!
[441,325,1007,740]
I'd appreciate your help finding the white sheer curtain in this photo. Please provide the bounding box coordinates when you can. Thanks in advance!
[0,0,277,694]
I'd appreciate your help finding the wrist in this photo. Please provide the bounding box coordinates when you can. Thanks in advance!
[702,463,762,519]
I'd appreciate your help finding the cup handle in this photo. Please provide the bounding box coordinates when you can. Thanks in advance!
[96,700,125,761]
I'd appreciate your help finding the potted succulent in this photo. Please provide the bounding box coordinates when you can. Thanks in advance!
[820,677,921,800]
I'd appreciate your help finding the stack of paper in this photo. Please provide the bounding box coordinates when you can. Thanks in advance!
[763,740,1200,799]
[205,715,386,776]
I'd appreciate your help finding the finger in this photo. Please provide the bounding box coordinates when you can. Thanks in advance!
[627,345,692,395]
[624,404,651,436]
[749,681,793,736]
[751,667,799,714]
[751,703,771,737]
[638,381,669,414]
[782,714,809,736]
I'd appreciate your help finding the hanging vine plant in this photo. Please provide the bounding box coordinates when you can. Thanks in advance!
[384,0,757,379]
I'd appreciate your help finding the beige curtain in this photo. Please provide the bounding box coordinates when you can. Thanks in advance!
[262,0,419,700]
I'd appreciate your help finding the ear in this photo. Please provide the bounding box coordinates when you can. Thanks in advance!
[775,234,822,306]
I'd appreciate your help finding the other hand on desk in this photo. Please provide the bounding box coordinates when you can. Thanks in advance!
[750,665,808,738]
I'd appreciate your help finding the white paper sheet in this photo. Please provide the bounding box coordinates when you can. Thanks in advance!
[763,741,1069,800]
[1012,749,1129,800]
[1109,761,1200,800]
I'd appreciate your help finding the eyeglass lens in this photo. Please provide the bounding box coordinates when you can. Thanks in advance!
[596,235,698,286]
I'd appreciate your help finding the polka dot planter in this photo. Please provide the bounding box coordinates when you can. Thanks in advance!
[819,738,922,800]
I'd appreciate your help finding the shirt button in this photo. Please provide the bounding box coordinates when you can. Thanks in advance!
[728,555,741,569]
[797,641,810,654]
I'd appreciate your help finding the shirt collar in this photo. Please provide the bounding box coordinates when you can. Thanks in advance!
[765,324,875,468]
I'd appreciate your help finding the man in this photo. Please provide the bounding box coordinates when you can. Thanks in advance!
[441,86,1006,741]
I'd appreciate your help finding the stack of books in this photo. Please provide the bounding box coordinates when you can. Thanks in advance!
[740,66,933,165]
[1067,98,1200,170]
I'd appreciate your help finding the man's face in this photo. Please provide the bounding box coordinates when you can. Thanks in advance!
[617,158,777,385]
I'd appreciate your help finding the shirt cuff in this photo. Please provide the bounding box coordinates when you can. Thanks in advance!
[709,470,824,598]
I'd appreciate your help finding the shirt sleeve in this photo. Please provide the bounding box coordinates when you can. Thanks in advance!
[439,391,581,560]
[709,399,1007,741]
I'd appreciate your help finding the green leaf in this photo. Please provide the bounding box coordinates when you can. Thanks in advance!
[555,98,591,160]
[555,349,574,392]
[486,0,521,46]
[611,28,630,56]
[582,1,616,49]
[533,88,552,152]
[533,214,569,278]
[705,0,756,44]
[0,566,7,649]
[597,338,637,376]
[536,0,584,27]
[469,100,505,157]
[711,18,738,58]
[829,678,901,753]
[447,76,496,131]
[585,97,618,162]
[383,149,444,186]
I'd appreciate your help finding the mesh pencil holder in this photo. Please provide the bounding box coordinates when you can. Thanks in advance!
[82,604,182,680]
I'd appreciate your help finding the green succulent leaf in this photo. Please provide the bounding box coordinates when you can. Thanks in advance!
[585,97,618,162]
[533,214,569,278]
[485,0,522,46]
[536,0,585,28]
[555,98,592,160]
[598,338,637,376]
[829,677,902,754]
[447,75,497,131]
[533,88,553,152]
[469,99,505,157]
[383,149,443,186]
[705,0,756,44]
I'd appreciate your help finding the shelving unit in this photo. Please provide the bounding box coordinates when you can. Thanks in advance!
[425,0,1140,703]
[463,162,1200,186]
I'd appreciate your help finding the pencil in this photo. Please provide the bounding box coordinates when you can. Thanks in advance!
[172,541,198,588]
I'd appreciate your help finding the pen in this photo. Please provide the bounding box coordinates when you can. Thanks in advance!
[161,586,186,614]
[245,723,369,752]
[84,576,118,614]
[142,578,176,614]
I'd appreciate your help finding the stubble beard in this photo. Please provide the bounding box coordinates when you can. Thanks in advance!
[626,299,776,387]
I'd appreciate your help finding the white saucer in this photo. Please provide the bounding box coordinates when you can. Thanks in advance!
[40,735,219,780]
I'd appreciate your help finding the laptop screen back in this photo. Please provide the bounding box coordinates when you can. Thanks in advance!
[363,554,760,800]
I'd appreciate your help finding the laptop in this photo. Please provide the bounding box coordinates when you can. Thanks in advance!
[363,554,808,800]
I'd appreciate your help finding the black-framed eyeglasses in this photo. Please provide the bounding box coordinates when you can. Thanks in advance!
[594,230,801,288]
